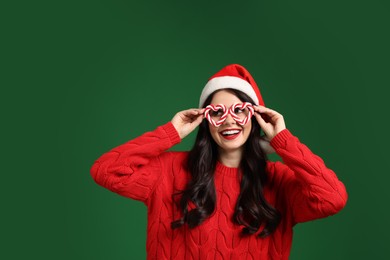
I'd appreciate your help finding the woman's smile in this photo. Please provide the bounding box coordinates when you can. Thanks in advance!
[219,128,242,140]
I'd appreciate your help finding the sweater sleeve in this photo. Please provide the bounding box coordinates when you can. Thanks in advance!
[269,129,348,225]
[90,122,181,204]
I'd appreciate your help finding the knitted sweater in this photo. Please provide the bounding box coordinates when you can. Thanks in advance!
[90,122,348,260]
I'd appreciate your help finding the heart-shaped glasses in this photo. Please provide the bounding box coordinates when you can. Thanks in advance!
[204,102,254,127]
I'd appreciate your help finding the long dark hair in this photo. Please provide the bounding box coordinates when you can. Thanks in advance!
[171,89,281,237]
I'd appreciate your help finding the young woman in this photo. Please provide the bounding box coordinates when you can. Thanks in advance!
[90,64,348,259]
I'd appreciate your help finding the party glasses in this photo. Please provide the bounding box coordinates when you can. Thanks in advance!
[204,102,254,127]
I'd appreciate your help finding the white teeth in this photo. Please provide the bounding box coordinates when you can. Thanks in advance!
[222,130,240,136]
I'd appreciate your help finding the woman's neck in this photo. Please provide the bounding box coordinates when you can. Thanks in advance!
[218,148,243,168]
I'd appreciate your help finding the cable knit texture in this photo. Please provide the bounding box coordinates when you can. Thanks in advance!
[90,122,348,259]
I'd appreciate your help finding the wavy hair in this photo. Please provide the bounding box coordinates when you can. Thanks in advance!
[171,89,281,237]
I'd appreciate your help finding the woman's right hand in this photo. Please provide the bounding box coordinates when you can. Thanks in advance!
[171,108,205,139]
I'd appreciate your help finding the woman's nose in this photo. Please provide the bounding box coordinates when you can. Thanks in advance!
[223,113,236,125]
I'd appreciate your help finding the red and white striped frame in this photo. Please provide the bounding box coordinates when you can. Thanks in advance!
[229,102,254,125]
[204,104,228,127]
[204,102,254,127]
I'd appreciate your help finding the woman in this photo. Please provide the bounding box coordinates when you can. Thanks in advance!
[90,64,348,259]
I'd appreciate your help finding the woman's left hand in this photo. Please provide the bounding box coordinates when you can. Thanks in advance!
[253,105,286,141]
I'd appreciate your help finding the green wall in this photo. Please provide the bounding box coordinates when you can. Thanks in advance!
[3,0,390,259]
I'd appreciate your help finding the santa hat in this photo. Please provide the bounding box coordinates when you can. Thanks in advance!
[199,64,265,107]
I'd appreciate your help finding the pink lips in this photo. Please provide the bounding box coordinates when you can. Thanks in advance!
[219,129,242,140]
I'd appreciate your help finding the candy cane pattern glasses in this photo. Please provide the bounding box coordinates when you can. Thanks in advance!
[204,102,254,127]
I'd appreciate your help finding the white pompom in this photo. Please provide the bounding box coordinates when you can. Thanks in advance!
[259,136,275,154]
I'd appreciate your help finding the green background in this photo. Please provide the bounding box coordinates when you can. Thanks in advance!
[3,0,389,259]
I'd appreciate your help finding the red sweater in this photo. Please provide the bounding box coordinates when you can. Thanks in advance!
[90,122,347,260]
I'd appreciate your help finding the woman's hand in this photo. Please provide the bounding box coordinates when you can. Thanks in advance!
[253,105,286,141]
[171,108,205,139]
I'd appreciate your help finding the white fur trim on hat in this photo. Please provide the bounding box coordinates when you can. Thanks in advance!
[199,76,259,107]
